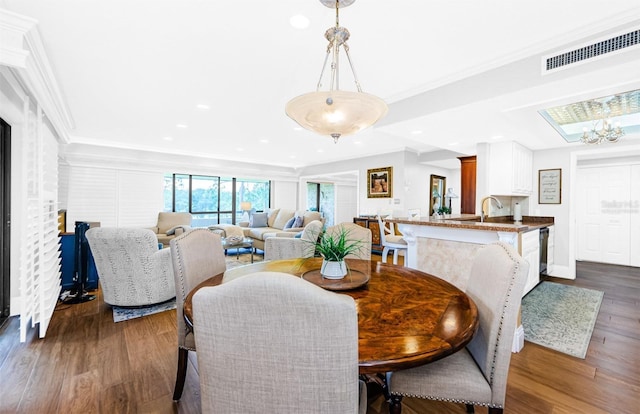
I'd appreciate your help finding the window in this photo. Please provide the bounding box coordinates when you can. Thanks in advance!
[306,182,334,226]
[164,174,270,226]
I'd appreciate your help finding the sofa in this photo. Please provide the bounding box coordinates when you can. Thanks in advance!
[150,212,192,247]
[240,208,323,251]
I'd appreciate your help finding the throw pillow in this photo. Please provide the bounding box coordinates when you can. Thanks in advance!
[293,215,304,228]
[283,216,296,229]
[293,232,302,239]
[165,225,182,235]
[249,212,268,228]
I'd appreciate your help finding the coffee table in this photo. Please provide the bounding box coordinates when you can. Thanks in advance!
[221,237,254,263]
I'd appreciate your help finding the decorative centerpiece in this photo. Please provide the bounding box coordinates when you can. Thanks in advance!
[225,235,243,245]
[313,227,363,280]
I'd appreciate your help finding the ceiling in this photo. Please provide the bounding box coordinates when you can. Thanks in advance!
[3,0,640,170]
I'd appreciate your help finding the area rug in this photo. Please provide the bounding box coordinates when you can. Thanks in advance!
[521,281,604,359]
[112,299,176,323]
[224,250,263,270]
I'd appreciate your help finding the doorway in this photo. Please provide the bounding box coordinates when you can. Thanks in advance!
[1,117,10,326]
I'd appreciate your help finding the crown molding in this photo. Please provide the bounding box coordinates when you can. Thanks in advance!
[0,8,73,143]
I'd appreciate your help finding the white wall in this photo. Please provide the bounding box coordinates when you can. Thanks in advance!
[335,184,358,224]
[272,180,298,210]
[62,165,164,228]
[299,150,460,219]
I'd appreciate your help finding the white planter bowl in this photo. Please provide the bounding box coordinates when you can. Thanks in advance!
[320,259,347,279]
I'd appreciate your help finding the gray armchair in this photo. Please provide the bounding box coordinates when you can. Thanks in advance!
[85,228,176,307]
[386,241,529,414]
[263,220,323,260]
[192,271,365,413]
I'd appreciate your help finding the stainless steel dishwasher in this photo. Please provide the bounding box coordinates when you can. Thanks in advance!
[539,227,549,275]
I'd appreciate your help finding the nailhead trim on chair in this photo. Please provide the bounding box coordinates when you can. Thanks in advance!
[487,242,521,388]
[173,232,197,352]
[388,392,504,409]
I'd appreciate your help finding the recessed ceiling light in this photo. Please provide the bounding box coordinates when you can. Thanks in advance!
[289,155,297,159]
[491,135,503,140]
[196,104,210,111]
[163,136,173,141]
[411,130,423,135]
[448,142,459,146]
[236,147,244,152]
[317,149,324,153]
[354,140,363,145]
[293,126,303,131]
[290,14,310,29]
[176,124,188,129]
[259,139,269,144]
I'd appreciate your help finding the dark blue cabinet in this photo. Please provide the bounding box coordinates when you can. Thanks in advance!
[59,232,99,291]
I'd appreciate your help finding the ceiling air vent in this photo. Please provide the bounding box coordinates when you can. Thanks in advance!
[544,29,640,73]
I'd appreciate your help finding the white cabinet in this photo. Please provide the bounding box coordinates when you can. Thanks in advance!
[488,141,533,195]
[519,228,540,295]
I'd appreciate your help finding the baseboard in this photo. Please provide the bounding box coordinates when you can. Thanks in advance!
[512,324,525,353]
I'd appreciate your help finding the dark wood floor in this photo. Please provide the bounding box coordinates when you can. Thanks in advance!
[0,260,638,413]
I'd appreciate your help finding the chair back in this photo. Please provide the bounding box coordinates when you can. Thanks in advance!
[465,241,529,406]
[376,216,388,244]
[326,222,372,260]
[157,212,192,234]
[170,228,226,350]
[85,227,175,306]
[193,271,360,413]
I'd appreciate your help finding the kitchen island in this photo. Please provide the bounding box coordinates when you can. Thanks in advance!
[387,214,554,352]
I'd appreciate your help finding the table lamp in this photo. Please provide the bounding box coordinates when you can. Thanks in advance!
[445,188,458,210]
[240,202,252,221]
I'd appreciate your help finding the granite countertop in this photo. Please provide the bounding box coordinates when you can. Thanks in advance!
[388,214,554,233]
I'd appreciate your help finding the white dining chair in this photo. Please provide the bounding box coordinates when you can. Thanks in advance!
[192,271,366,413]
[386,241,529,414]
[169,228,227,401]
[377,216,407,265]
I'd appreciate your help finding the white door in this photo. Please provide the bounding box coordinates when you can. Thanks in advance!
[631,165,640,267]
[576,165,630,265]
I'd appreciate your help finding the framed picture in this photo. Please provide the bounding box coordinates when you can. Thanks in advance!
[367,166,393,198]
[538,168,562,204]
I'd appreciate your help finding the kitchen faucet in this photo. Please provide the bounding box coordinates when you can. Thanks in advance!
[480,196,503,222]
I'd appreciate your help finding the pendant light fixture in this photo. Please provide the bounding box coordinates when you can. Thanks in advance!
[285,0,388,143]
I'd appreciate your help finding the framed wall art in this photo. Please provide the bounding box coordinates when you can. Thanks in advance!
[367,166,393,198]
[538,168,562,204]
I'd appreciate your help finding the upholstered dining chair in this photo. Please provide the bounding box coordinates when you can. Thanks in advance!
[85,227,176,307]
[169,228,226,401]
[386,241,529,414]
[325,222,373,260]
[192,271,366,414]
[263,219,323,260]
[377,216,407,265]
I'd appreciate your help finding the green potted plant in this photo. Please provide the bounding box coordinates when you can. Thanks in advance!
[312,227,364,279]
[437,206,452,217]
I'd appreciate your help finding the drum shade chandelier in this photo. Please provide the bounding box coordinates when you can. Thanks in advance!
[285,0,388,143]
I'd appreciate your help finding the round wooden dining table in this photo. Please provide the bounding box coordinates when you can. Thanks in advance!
[183,258,478,374]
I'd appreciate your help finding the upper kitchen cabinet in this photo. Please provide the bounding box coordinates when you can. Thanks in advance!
[488,141,533,195]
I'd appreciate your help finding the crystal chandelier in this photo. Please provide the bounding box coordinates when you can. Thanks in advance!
[581,100,625,144]
[285,0,388,143]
